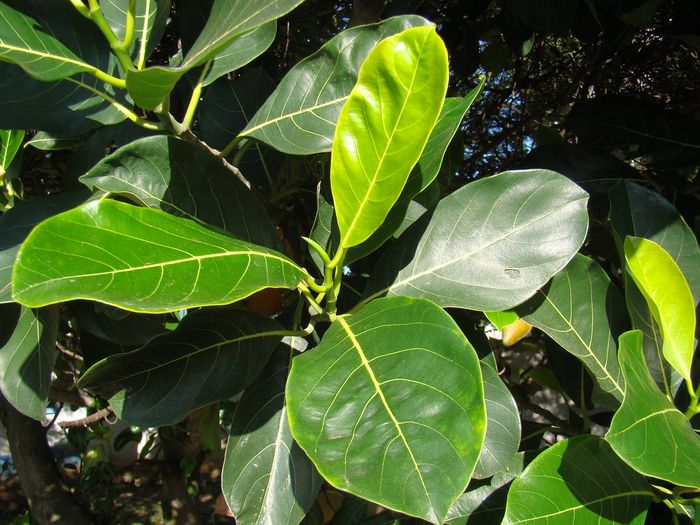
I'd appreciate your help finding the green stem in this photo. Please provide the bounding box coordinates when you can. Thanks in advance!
[115,0,137,52]
[69,0,90,17]
[303,271,326,294]
[301,237,332,268]
[219,135,243,158]
[684,383,700,419]
[298,283,323,315]
[231,139,253,166]
[65,78,163,131]
[88,67,127,89]
[86,0,133,73]
[180,62,212,132]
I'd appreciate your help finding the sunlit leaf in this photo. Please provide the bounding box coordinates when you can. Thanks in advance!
[287,297,485,524]
[13,199,303,313]
[606,330,700,488]
[502,436,652,525]
[366,169,589,311]
[332,25,448,248]
[79,309,284,426]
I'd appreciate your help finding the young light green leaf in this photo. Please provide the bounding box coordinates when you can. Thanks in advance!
[79,135,281,249]
[79,309,283,426]
[286,297,486,525]
[515,254,627,400]
[606,330,700,488]
[12,199,304,313]
[473,363,521,479]
[223,349,321,525]
[0,129,24,173]
[240,16,431,155]
[502,436,652,525]
[332,25,448,249]
[0,304,58,421]
[366,169,589,311]
[624,236,695,384]
[483,310,519,331]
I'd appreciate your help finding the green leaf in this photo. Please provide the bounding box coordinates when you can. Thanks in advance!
[201,22,276,86]
[0,129,24,172]
[240,16,431,155]
[484,310,519,331]
[0,304,58,421]
[222,348,321,525]
[198,68,283,187]
[473,362,521,479]
[25,131,86,151]
[79,135,281,249]
[624,236,695,384]
[79,309,283,426]
[332,25,448,249]
[0,192,89,303]
[125,0,305,109]
[567,96,700,168]
[0,1,103,81]
[504,0,578,33]
[606,331,700,488]
[366,169,589,311]
[70,301,167,346]
[286,297,486,524]
[515,254,627,401]
[502,436,652,525]
[610,181,700,394]
[100,0,171,67]
[12,199,304,313]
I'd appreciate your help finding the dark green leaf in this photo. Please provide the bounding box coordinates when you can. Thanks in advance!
[366,169,589,311]
[70,301,167,346]
[287,297,486,524]
[79,309,283,426]
[13,199,304,313]
[606,331,700,488]
[474,363,521,479]
[332,25,448,249]
[0,192,89,303]
[0,304,58,420]
[504,0,578,33]
[502,436,652,525]
[515,254,627,401]
[222,348,321,525]
[79,135,280,249]
[240,16,431,155]
[25,131,86,151]
[567,96,700,168]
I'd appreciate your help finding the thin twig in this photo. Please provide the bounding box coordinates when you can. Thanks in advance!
[59,407,113,428]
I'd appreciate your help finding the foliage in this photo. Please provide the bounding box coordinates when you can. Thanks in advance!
[0,1,699,524]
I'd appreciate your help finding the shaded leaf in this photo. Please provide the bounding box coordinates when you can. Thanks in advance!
[0,192,89,303]
[0,129,24,172]
[287,296,486,524]
[624,236,695,383]
[13,199,304,313]
[332,25,448,249]
[366,169,589,311]
[69,301,167,346]
[567,96,700,168]
[515,254,627,401]
[222,348,321,525]
[606,331,700,488]
[240,16,431,155]
[473,363,520,479]
[79,309,283,426]
[0,304,58,420]
[502,435,652,525]
[504,0,578,33]
[79,135,280,249]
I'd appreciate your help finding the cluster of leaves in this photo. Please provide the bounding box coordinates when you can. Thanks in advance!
[0,1,699,524]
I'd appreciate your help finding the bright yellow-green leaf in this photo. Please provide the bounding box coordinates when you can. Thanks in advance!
[624,236,695,384]
[331,25,448,249]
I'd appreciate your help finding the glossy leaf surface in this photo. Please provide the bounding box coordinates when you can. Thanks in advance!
[332,25,448,248]
[79,135,280,249]
[79,309,283,426]
[0,304,58,420]
[502,436,652,525]
[515,254,627,400]
[366,169,589,311]
[473,362,520,479]
[606,331,700,488]
[13,200,303,313]
[222,349,321,525]
[0,192,88,303]
[287,297,485,524]
[625,236,695,383]
[241,16,431,154]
